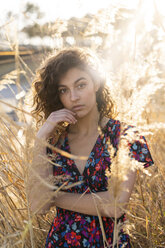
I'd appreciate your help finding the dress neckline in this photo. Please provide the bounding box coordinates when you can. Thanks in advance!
[63,119,111,177]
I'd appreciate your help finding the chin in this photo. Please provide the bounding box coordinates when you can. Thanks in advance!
[75,113,85,119]
[76,110,91,119]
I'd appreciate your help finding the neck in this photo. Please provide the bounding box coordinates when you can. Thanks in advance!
[69,105,100,135]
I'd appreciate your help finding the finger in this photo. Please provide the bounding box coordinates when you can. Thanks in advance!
[51,109,76,116]
[64,109,77,115]
[61,116,77,124]
[48,113,77,124]
[62,114,77,123]
[50,111,77,123]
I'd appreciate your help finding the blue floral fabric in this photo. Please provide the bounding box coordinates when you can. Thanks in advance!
[45,119,154,247]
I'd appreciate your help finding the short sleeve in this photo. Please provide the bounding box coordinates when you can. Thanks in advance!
[122,125,154,169]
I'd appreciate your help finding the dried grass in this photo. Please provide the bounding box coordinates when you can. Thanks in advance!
[0,1,165,247]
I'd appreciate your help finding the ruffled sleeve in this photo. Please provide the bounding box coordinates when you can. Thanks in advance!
[122,124,154,168]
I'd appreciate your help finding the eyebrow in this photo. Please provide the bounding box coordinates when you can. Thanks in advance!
[58,77,86,87]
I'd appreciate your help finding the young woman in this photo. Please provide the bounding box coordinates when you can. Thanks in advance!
[30,47,154,247]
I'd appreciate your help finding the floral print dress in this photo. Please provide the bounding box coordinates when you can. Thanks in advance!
[45,119,154,248]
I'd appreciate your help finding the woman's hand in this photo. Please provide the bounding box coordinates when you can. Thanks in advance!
[36,109,77,140]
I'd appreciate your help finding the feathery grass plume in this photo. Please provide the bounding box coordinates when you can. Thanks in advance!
[110,59,165,126]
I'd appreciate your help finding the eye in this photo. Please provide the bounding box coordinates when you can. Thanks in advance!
[58,88,67,94]
[77,82,86,89]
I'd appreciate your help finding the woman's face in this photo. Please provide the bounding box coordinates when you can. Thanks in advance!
[58,67,99,119]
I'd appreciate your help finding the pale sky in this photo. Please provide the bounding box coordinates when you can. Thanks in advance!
[1,0,165,24]
[0,0,139,23]
[0,0,110,22]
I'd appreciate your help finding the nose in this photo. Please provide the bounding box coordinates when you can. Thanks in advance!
[70,89,79,101]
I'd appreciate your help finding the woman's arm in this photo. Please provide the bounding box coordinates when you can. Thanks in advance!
[27,137,54,214]
[27,109,77,214]
[54,168,137,218]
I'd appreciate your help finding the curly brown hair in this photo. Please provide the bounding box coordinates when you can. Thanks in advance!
[32,47,116,130]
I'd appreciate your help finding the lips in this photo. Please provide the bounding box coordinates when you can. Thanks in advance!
[72,105,84,111]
